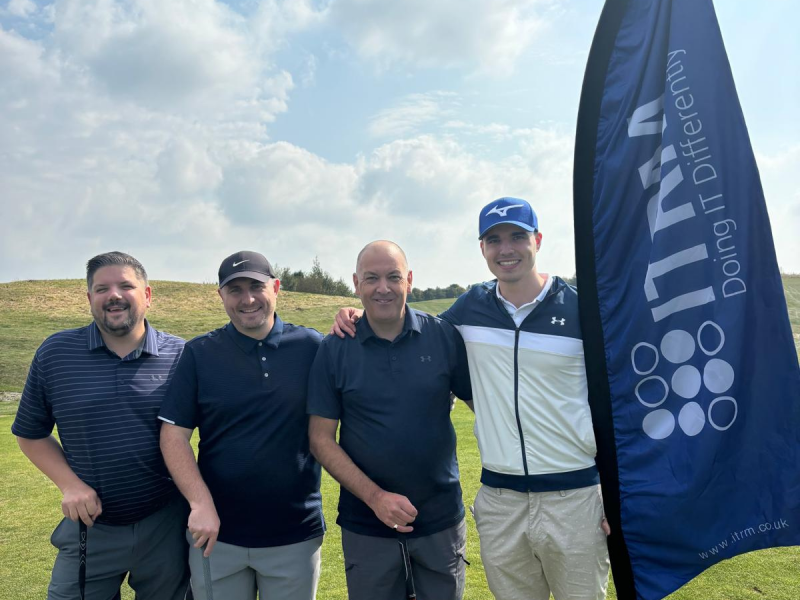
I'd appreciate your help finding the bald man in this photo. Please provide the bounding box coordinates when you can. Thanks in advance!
[307,241,473,600]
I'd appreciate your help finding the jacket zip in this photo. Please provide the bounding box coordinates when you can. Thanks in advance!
[513,327,530,476]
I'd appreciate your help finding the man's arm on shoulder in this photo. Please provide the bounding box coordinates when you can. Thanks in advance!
[159,423,219,556]
[308,416,417,532]
[330,307,363,338]
[17,435,103,526]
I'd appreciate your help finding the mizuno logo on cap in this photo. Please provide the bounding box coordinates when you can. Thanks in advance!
[486,204,524,218]
[232,260,249,267]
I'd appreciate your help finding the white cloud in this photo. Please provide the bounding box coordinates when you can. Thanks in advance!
[6,0,37,18]
[444,120,513,140]
[53,0,262,110]
[369,92,458,139]
[156,137,224,198]
[218,141,359,227]
[0,25,47,81]
[330,0,549,75]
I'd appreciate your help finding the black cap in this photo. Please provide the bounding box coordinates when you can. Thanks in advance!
[218,251,275,288]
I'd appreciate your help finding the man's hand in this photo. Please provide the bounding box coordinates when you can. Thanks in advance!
[368,490,418,533]
[330,307,363,338]
[188,501,221,557]
[61,481,103,526]
[601,517,611,536]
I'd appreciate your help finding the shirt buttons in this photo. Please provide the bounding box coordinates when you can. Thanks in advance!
[258,342,263,347]
[264,373,269,378]
[391,356,397,361]
[261,357,266,361]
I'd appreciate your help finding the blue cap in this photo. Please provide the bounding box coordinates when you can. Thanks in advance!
[478,197,538,238]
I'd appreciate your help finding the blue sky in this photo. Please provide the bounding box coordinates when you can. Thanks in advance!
[1,0,797,289]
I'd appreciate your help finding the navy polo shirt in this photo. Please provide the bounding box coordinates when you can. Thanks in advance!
[307,308,472,538]
[158,316,325,548]
[12,321,184,525]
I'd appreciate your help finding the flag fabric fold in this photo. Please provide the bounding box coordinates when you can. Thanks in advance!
[574,1,800,598]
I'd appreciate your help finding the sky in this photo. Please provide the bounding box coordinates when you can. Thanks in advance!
[1,0,797,290]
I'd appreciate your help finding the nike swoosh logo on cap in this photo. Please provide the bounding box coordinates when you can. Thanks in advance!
[232,260,249,267]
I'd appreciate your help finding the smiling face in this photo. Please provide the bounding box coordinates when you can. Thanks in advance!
[218,277,280,339]
[87,265,151,338]
[353,242,413,336]
[480,223,543,285]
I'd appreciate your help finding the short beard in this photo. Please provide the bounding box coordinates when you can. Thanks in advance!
[100,314,136,336]
[96,302,140,337]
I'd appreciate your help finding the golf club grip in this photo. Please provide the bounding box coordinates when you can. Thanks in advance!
[202,544,214,600]
[78,520,87,600]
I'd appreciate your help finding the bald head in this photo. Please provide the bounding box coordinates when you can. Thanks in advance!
[355,240,409,276]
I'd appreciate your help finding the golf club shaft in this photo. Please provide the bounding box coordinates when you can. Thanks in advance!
[78,520,87,600]
[397,535,417,600]
[202,543,214,600]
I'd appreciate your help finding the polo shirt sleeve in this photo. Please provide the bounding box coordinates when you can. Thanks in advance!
[11,349,55,439]
[443,322,472,401]
[158,345,200,429]
[306,340,343,420]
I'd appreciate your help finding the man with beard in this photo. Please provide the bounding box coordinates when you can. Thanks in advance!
[159,251,325,600]
[12,251,190,600]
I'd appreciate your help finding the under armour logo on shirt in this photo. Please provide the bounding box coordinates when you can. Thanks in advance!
[420,356,432,362]
[551,317,566,326]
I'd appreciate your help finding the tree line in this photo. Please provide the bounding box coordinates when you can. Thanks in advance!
[275,258,355,297]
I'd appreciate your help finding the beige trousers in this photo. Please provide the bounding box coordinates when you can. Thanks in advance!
[473,484,610,600]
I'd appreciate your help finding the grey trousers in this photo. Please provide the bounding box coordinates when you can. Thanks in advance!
[341,518,467,600]
[48,495,190,600]
[187,534,322,600]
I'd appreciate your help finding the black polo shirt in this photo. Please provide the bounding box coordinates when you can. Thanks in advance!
[158,316,325,548]
[307,308,472,538]
[12,321,183,525]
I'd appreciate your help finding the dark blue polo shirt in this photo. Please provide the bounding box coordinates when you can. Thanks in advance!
[307,308,471,538]
[12,321,184,525]
[158,316,325,548]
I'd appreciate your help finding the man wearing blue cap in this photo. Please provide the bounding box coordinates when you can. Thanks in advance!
[443,198,610,600]
[333,199,610,600]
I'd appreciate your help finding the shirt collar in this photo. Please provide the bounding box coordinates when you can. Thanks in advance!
[356,306,421,344]
[225,314,285,353]
[495,273,553,311]
[87,320,160,357]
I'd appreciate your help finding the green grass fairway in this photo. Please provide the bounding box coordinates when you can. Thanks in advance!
[1,278,798,599]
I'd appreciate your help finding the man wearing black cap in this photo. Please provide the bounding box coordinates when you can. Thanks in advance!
[159,251,325,600]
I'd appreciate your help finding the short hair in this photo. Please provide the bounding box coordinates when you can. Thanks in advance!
[86,252,148,288]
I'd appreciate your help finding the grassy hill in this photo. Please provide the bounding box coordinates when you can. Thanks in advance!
[0,277,798,599]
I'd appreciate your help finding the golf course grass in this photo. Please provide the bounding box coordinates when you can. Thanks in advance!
[1,278,798,599]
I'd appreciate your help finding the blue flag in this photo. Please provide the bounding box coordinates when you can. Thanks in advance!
[573,1,800,599]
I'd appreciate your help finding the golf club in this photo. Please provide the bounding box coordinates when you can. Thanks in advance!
[397,534,417,600]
